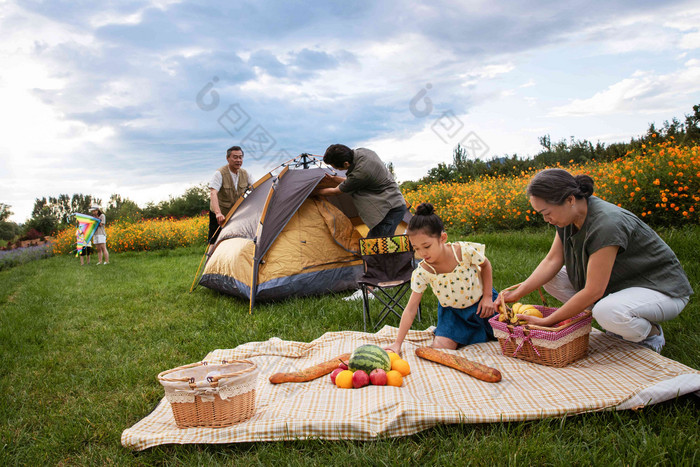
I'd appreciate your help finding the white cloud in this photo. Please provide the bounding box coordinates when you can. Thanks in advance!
[561,5,700,55]
[459,63,515,87]
[680,31,700,49]
[550,61,700,117]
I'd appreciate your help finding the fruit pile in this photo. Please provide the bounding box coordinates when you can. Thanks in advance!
[497,302,543,325]
[330,344,411,389]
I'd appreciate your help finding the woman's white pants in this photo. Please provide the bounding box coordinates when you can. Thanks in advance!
[544,267,689,342]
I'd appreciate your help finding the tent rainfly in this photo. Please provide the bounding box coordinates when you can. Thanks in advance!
[198,154,410,312]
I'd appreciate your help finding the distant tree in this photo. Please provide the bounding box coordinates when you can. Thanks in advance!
[69,194,99,218]
[26,200,59,236]
[0,203,18,241]
[142,184,209,218]
[176,184,210,217]
[0,203,12,222]
[105,194,142,223]
[681,104,700,143]
[386,162,396,180]
[0,223,18,242]
[425,161,456,183]
[22,211,57,237]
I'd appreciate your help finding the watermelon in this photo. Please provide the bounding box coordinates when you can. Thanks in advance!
[348,344,391,373]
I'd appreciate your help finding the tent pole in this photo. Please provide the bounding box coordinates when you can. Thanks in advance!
[189,240,212,293]
[189,224,221,293]
[249,260,259,314]
[248,171,282,314]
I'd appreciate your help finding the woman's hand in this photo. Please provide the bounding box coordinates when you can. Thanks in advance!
[384,342,401,356]
[494,288,519,307]
[515,313,552,327]
[477,296,497,318]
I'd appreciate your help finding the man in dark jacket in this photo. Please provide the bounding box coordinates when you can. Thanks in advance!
[318,144,406,238]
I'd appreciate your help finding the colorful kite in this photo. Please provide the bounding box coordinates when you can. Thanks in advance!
[74,213,101,256]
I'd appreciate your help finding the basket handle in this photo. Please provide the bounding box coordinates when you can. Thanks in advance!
[158,360,258,385]
[524,309,592,331]
[497,283,547,308]
[157,361,205,382]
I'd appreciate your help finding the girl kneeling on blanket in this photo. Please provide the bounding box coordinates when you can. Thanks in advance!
[385,203,498,354]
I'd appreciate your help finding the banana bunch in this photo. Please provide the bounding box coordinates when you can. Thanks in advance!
[497,302,543,325]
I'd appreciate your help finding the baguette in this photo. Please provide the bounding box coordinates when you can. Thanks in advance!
[269,353,352,384]
[415,347,501,383]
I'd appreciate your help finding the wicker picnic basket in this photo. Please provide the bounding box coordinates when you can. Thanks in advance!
[489,286,593,367]
[157,360,258,428]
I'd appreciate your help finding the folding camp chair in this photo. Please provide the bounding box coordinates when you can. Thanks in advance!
[357,234,421,331]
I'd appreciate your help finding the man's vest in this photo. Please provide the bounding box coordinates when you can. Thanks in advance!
[214,166,249,216]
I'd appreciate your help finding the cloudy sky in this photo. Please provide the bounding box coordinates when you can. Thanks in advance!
[2,0,700,223]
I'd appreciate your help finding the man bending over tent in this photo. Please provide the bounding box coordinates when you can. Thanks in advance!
[208,145,255,250]
[318,144,406,238]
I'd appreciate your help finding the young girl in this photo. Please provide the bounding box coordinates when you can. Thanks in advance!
[385,203,498,354]
[76,228,93,265]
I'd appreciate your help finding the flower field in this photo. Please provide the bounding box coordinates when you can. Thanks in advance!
[403,141,700,232]
[53,215,208,255]
[0,244,53,271]
[50,141,698,254]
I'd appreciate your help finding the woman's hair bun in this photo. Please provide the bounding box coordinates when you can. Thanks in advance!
[415,202,434,216]
[574,174,595,198]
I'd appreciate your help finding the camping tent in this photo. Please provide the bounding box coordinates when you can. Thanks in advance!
[199,154,410,311]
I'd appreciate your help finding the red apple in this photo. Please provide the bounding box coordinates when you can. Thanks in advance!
[352,370,370,388]
[330,368,343,384]
[369,368,387,386]
[338,360,349,370]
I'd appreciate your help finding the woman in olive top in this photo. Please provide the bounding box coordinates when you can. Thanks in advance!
[496,168,692,353]
[90,206,110,265]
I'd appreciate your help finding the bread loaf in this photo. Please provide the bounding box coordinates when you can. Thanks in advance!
[269,353,352,384]
[415,347,501,383]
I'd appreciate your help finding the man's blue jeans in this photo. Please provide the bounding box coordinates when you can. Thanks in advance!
[367,206,407,238]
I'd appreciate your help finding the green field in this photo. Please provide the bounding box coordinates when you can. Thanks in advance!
[1,228,698,465]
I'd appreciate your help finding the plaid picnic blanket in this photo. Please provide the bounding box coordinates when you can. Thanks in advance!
[121,327,700,451]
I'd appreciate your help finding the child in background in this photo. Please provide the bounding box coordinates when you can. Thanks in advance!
[76,228,93,266]
[385,203,498,354]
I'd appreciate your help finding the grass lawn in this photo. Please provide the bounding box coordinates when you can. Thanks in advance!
[1,227,698,465]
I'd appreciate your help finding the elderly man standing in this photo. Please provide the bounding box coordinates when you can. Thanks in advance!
[318,144,406,238]
[208,145,254,247]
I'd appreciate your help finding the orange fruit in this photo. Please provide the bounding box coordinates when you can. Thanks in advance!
[387,351,401,363]
[386,370,403,387]
[391,359,411,376]
[335,370,354,389]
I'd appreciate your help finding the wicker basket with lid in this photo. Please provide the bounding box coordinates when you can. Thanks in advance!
[158,360,258,428]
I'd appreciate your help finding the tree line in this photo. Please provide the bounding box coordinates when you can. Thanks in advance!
[403,104,700,188]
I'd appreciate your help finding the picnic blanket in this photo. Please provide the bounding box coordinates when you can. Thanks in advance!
[121,326,700,451]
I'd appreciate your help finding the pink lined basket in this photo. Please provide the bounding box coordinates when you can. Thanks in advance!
[489,305,592,367]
